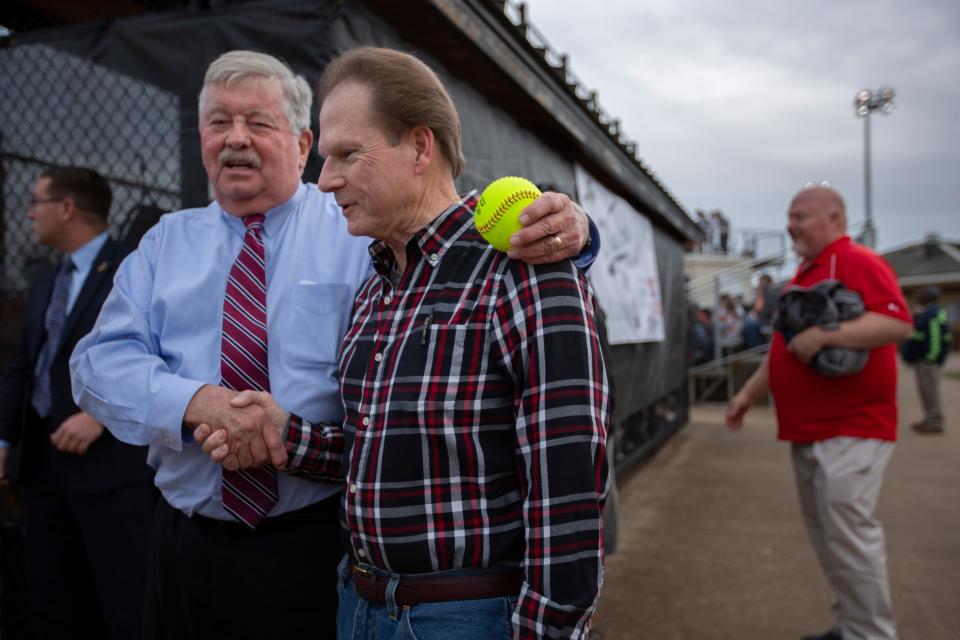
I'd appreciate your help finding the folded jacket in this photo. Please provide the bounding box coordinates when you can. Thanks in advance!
[773,279,867,378]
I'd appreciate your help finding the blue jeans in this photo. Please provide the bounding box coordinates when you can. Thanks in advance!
[336,556,515,640]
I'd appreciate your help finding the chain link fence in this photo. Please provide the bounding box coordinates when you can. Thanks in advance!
[1,42,181,293]
[0,32,183,639]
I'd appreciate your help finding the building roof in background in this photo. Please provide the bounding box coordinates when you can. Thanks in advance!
[882,234,960,284]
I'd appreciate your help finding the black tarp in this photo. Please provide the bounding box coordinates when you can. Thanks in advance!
[2,0,689,462]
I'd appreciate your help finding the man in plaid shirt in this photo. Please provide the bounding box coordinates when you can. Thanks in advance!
[200,47,610,639]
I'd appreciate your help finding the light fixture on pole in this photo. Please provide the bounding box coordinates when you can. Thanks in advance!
[853,87,895,249]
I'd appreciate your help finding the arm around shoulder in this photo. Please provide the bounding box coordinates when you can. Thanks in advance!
[506,192,595,267]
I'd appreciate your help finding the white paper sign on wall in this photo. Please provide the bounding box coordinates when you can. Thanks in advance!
[575,165,665,344]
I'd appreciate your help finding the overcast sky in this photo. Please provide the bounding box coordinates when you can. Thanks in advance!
[523,0,960,251]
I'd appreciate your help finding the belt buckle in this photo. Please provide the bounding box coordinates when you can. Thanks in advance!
[350,564,384,603]
[352,564,373,579]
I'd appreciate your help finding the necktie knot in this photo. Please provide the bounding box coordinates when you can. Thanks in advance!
[63,256,77,274]
[243,214,265,235]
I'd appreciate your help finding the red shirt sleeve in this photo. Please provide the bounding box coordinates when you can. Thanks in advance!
[839,245,910,322]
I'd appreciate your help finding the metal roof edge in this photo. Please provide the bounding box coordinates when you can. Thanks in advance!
[881,236,960,257]
[938,241,960,266]
[898,273,960,287]
[427,0,700,241]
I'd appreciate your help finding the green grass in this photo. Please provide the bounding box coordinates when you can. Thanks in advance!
[947,371,960,382]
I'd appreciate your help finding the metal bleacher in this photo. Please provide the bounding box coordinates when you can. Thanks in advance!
[687,342,768,404]
[685,230,795,404]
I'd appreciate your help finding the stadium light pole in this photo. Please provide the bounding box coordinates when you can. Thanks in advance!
[853,87,895,249]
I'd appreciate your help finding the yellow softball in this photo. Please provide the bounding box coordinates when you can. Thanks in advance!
[474,177,542,252]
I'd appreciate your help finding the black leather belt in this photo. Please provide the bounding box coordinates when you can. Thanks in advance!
[351,564,522,607]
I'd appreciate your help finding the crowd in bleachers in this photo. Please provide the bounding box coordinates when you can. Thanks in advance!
[688,274,782,366]
[692,209,731,254]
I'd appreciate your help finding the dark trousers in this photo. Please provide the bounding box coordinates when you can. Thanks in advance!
[145,494,343,640]
[914,361,945,428]
[742,318,768,349]
[24,471,157,640]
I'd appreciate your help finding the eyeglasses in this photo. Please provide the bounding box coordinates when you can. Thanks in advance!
[28,197,64,208]
[801,181,832,190]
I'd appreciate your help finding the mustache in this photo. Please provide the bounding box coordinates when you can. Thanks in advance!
[219,148,262,168]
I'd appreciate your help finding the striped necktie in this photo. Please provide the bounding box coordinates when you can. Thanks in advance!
[220,214,278,528]
[32,257,75,418]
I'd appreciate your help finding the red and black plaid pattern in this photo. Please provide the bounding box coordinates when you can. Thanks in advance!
[282,414,345,481]
[333,196,609,639]
[220,214,278,528]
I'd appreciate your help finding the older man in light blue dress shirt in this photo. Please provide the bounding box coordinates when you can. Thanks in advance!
[70,50,596,640]
[72,181,371,519]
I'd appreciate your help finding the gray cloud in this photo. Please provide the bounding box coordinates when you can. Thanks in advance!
[525,0,960,249]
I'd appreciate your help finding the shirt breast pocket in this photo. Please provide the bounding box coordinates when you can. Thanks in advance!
[405,322,478,408]
[274,282,351,367]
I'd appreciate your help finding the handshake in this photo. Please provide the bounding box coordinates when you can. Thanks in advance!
[186,384,289,471]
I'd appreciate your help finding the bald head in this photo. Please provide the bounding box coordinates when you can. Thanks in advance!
[787,186,848,259]
[791,187,847,223]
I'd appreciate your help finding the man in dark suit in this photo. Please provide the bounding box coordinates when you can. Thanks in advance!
[0,167,157,639]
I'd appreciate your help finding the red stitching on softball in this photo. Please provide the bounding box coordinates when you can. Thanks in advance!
[476,189,539,234]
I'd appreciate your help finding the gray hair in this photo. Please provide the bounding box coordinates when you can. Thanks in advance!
[198,50,313,133]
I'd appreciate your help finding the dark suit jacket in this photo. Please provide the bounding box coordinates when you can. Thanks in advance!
[0,237,154,493]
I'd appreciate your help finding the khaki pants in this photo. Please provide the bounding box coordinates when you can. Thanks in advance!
[792,437,896,640]
[914,362,944,429]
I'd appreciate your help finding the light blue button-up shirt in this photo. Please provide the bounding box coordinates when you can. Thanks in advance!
[66,230,109,313]
[70,183,373,519]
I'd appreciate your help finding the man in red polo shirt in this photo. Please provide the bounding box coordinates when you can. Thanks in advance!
[726,185,911,640]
